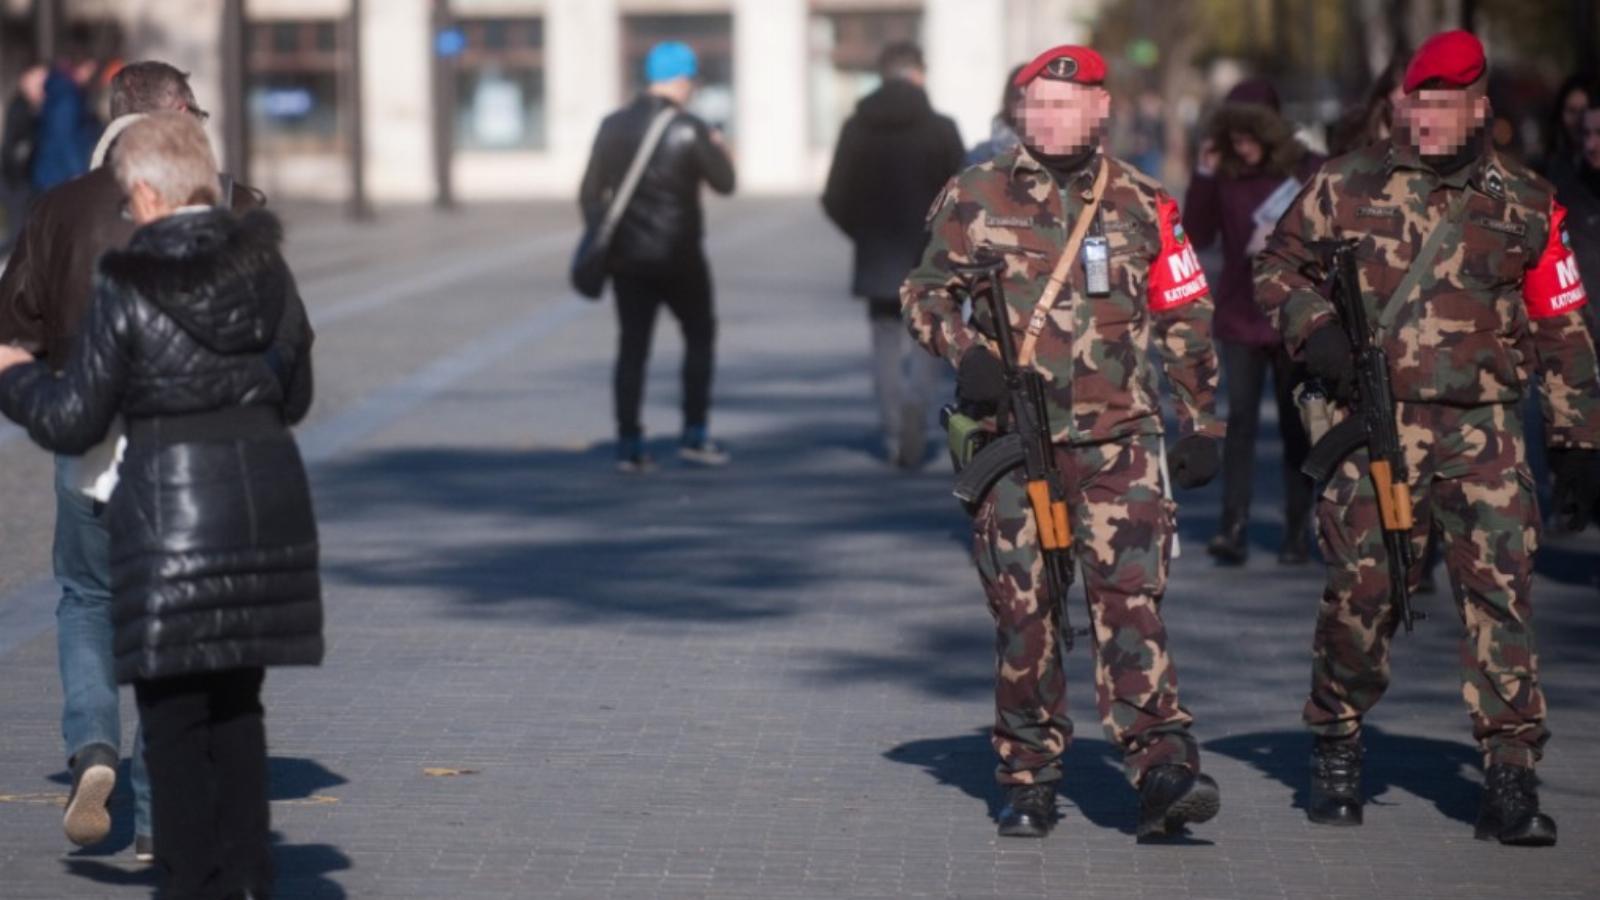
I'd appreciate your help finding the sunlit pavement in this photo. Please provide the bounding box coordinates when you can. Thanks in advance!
[1,198,1597,898]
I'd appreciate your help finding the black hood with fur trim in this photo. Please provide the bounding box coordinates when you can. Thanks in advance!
[100,207,288,355]
[0,203,321,684]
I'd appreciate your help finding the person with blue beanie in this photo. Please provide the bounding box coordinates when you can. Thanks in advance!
[579,41,736,472]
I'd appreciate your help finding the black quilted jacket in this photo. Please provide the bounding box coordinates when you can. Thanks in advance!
[0,207,322,683]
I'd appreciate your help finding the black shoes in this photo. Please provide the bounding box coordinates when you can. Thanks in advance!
[1206,520,1248,565]
[997,783,1057,837]
[1476,764,1557,846]
[1136,765,1221,839]
[1307,738,1364,826]
[64,743,117,847]
[1278,525,1311,565]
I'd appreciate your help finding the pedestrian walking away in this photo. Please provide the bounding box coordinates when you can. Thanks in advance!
[1254,29,1600,846]
[0,59,265,864]
[578,40,736,473]
[1184,78,1324,565]
[0,65,46,252]
[903,43,1225,841]
[822,41,963,470]
[0,111,321,899]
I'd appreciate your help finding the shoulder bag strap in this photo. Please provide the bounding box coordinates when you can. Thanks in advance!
[597,108,677,246]
[1018,158,1109,367]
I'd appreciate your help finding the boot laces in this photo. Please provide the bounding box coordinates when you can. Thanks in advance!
[1313,742,1361,785]
[1008,784,1054,812]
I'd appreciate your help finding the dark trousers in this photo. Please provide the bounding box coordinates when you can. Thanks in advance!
[1219,339,1313,532]
[134,668,271,900]
[612,254,716,440]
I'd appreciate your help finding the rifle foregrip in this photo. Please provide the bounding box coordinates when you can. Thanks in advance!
[1370,461,1414,532]
[1390,481,1414,530]
[1049,500,1072,550]
[1027,481,1071,551]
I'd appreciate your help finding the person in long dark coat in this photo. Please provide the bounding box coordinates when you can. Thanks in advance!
[1183,79,1324,564]
[0,112,318,900]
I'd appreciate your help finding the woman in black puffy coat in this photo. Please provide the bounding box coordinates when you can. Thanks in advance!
[0,112,317,899]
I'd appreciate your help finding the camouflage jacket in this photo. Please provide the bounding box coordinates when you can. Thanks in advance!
[901,147,1222,446]
[1255,140,1600,449]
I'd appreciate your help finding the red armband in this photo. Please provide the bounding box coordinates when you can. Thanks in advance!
[1523,202,1588,319]
[1147,195,1210,312]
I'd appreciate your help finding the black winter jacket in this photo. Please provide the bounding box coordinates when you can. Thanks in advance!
[0,208,321,683]
[822,80,963,300]
[578,94,735,272]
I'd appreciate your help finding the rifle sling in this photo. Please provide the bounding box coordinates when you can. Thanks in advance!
[1377,188,1470,333]
[1018,158,1108,368]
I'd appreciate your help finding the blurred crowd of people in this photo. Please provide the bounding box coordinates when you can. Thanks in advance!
[1,50,122,252]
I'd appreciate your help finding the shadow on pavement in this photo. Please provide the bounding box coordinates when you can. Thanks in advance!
[312,416,967,628]
[1205,726,1481,826]
[885,728,1158,837]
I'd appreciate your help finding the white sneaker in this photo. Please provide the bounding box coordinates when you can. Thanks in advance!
[616,452,656,474]
[678,441,731,467]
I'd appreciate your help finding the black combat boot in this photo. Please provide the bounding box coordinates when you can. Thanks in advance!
[1278,519,1311,565]
[1307,738,1363,826]
[1136,765,1220,839]
[1206,517,1248,565]
[1475,764,1557,846]
[997,784,1057,838]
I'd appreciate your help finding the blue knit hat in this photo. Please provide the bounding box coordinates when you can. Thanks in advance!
[645,41,698,84]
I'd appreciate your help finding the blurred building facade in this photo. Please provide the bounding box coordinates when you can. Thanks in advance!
[1,0,1100,203]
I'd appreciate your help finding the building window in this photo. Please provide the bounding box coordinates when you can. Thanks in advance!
[246,20,342,154]
[453,16,546,151]
[807,9,922,149]
[621,14,735,135]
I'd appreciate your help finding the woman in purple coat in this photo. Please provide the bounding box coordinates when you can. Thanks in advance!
[1183,79,1324,565]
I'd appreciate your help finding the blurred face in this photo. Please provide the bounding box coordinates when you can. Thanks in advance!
[1230,130,1264,168]
[1563,88,1589,139]
[1016,79,1110,155]
[1399,88,1489,157]
[1583,108,1600,170]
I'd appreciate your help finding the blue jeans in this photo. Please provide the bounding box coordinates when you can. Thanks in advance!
[54,457,151,836]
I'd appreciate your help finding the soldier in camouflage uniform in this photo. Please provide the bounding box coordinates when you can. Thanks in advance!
[901,45,1225,840]
[1255,31,1600,846]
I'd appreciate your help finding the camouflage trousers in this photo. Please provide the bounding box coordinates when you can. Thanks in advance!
[1306,402,1549,768]
[973,434,1197,787]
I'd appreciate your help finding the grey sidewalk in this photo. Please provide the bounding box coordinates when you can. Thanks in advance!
[1,199,1597,898]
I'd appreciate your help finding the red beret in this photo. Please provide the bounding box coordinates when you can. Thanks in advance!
[1015,46,1106,88]
[1403,30,1486,94]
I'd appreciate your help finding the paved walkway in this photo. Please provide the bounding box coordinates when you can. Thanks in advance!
[1,199,1597,898]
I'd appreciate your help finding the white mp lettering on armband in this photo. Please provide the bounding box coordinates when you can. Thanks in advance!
[1167,247,1200,282]
[1556,256,1579,290]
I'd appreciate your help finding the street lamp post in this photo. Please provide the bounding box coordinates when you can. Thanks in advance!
[430,0,457,210]
[221,0,250,185]
[343,0,372,220]
[34,0,58,63]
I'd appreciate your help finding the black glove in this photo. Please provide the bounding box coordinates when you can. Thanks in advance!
[1548,447,1600,532]
[1303,324,1356,402]
[1170,434,1222,490]
[956,347,1008,413]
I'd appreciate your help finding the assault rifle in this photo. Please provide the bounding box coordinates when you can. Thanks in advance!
[952,256,1085,650]
[1301,240,1424,632]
